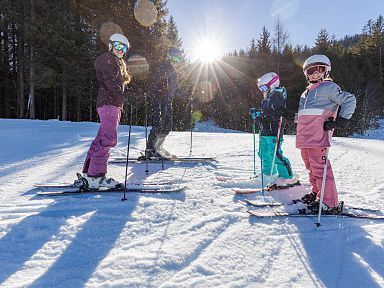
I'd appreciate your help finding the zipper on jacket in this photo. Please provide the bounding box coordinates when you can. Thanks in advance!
[303,89,309,109]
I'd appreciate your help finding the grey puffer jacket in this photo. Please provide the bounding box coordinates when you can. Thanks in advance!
[296,80,356,148]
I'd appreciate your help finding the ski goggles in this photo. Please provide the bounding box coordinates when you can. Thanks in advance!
[169,55,182,63]
[305,65,327,75]
[258,85,269,92]
[113,41,128,54]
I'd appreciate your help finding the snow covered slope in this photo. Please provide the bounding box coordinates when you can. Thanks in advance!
[0,119,383,287]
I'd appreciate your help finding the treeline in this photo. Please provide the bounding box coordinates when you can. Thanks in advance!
[1,2,383,136]
[205,16,384,136]
[0,0,191,128]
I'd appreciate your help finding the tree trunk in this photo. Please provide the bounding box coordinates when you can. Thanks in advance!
[0,18,6,118]
[17,32,25,118]
[28,46,35,119]
[89,94,93,121]
[76,94,81,121]
[28,0,36,119]
[53,88,58,119]
[17,0,25,118]
[3,19,11,118]
[62,84,68,121]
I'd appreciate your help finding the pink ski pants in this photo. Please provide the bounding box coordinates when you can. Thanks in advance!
[83,105,121,177]
[300,147,339,207]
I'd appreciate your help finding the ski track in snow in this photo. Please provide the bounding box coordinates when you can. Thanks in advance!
[0,119,384,287]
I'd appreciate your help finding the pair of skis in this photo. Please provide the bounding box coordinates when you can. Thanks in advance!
[243,199,384,220]
[34,156,215,196]
[216,175,302,194]
[231,182,301,194]
[34,181,186,196]
[109,157,216,164]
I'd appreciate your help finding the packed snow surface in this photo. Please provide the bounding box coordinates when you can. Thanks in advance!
[0,119,383,287]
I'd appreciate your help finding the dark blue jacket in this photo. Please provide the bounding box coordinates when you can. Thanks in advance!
[148,61,178,101]
[259,87,287,137]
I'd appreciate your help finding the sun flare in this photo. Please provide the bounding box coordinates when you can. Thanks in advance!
[192,37,222,63]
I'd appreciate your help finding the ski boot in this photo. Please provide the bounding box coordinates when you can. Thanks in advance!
[307,200,344,215]
[262,174,278,188]
[155,135,176,159]
[76,173,123,189]
[74,173,88,188]
[97,176,123,189]
[301,191,317,204]
[274,175,300,187]
[156,148,176,160]
[138,149,168,161]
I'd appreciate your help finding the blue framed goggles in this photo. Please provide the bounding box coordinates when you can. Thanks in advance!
[258,84,269,92]
[113,41,128,54]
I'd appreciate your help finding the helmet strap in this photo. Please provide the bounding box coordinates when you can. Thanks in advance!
[307,76,324,84]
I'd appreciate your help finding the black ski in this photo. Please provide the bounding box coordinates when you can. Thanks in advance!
[36,184,187,196]
[109,157,217,164]
[247,209,384,220]
[232,182,301,194]
[34,180,174,189]
[243,199,381,213]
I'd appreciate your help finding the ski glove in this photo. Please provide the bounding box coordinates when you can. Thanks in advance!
[323,117,349,131]
[249,108,261,119]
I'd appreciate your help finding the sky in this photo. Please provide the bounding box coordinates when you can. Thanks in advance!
[166,0,384,58]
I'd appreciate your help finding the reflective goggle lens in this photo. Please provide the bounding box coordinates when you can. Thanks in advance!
[258,85,269,92]
[305,65,326,75]
[170,55,182,63]
[113,42,127,53]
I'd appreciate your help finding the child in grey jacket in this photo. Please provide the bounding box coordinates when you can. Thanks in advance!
[297,54,356,214]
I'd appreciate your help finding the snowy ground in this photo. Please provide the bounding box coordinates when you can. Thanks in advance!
[0,118,383,288]
[352,119,384,140]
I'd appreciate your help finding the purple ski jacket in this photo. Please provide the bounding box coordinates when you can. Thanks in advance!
[95,52,127,109]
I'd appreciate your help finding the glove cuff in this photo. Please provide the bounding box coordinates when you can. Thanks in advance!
[336,117,349,128]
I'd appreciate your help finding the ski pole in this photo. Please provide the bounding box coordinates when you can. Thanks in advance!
[268,116,283,187]
[252,117,256,176]
[258,121,264,196]
[316,130,332,227]
[122,104,134,201]
[144,93,149,174]
[189,94,194,155]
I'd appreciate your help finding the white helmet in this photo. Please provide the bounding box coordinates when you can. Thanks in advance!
[108,33,130,52]
[303,54,331,78]
[257,72,280,92]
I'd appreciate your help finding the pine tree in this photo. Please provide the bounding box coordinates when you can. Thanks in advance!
[314,28,331,54]
[248,38,257,58]
[273,16,289,74]
[166,16,182,48]
[257,26,271,55]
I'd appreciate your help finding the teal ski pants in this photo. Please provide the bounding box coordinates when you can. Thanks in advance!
[258,136,293,179]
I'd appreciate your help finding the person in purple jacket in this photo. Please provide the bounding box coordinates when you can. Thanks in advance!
[297,55,356,214]
[75,33,131,189]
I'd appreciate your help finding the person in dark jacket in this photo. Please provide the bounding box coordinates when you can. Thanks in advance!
[76,33,131,189]
[140,47,183,160]
[249,72,298,187]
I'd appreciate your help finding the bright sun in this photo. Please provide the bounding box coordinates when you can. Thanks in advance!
[192,38,222,63]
